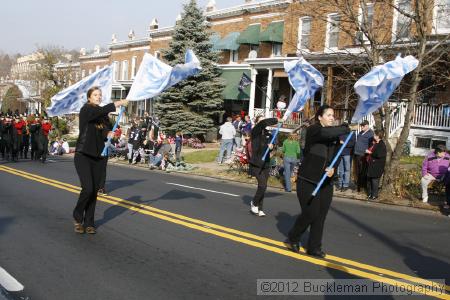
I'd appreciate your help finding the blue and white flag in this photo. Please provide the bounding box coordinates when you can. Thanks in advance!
[352,55,418,123]
[46,66,113,117]
[126,49,201,101]
[283,57,324,120]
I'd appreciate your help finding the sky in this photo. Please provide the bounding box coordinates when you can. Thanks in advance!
[0,0,246,55]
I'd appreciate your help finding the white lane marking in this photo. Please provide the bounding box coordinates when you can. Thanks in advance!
[0,267,24,292]
[166,182,239,197]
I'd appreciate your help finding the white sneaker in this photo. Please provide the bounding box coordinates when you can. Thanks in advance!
[258,210,266,217]
[422,198,428,203]
[250,201,259,214]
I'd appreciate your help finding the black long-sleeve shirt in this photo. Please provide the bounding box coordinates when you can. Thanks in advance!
[75,103,116,158]
[299,123,350,184]
[249,118,278,168]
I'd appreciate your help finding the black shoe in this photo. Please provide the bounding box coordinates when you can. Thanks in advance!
[287,239,300,253]
[306,249,326,258]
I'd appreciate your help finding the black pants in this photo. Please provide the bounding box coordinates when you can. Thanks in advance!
[367,177,381,198]
[288,178,333,252]
[99,157,108,190]
[31,138,38,160]
[354,155,368,192]
[252,166,270,210]
[38,138,48,162]
[21,135,29,158]
[73,153,105,227]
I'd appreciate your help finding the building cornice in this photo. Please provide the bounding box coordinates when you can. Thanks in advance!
[205,0,292,20]
[109,37,151,49]
[80,52,111,60]
[148,26,175,38]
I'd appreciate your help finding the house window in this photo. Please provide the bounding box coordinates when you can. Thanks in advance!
[357,3,374,42]
[272,43,282,57]
[95,65,100,72]
[434,0,450,34]
[393,0,412,41]
[121,60,128,80]
[325,14,340,50]
[230,50,239,62]
[88,69,92,75]
[415,136,447,149]
[154,51,161,59]
[81,70,86,78]
[113,61,119,81]
[131,56,137,79]
[298,17,312,50]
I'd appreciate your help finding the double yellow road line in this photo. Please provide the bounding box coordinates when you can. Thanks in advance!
[0,164,448,299]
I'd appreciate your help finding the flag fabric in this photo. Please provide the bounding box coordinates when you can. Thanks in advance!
[352,55,418,123]
[46,66,113,117]
[126,49,201,101]
[238,72,252,92]
[283,57,324,120]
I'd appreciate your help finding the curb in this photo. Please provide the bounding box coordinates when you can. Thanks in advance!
[107,159,444,214]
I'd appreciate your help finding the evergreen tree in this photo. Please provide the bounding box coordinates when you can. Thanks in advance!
[155,0,224,137]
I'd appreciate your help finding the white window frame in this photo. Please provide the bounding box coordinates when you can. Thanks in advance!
[113,61,119,81]
[131,56,137,79]
[271,43,282,57]
[357,3,374,43]
[325,13,340,51]
[297,16,312,51]
[392,0,412,42]
[88,69,93,75]
[433,0,450,34]
[121,60,129,81]
[229,50,239,63]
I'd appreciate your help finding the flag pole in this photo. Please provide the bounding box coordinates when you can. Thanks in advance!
[311,131,354,197]
[101,106,125,157]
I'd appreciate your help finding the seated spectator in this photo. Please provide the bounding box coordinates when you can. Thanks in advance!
[61,138,70,154]
[149,139,172,169]
[421,144,450,203]
[161,153,176,170]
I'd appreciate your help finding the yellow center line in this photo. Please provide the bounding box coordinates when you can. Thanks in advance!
[0,165,448,299]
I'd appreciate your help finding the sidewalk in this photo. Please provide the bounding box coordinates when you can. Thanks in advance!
[107,148,447,214]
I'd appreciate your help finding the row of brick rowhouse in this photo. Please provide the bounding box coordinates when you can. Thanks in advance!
[78,0,450,128]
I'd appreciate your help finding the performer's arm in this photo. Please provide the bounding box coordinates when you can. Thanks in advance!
[315,125,350,143]
[84,100,128,122]
[251,118,278,138]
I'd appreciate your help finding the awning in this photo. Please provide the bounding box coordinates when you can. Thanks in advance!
[209,33,221,50]
[236,24,261,45]
[259,21,284,43]
[220,69,251,100]
[215,32,241,51]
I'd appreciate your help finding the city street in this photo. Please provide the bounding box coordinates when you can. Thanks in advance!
[0,157,449,299]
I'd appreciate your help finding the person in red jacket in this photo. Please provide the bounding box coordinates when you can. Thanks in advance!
[38,117,52,163]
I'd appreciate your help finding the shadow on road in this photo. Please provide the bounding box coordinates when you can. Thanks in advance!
[96,190,206,228]
[0,216,15,236]
[105,179,146,193]
[331,206,450,282]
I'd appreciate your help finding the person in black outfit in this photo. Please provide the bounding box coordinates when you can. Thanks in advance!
[249,116,278,217]
[72,86,128,234]
[366,129,387,201]
[287,105,350,258]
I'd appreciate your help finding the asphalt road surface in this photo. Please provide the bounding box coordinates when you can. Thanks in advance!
[0,157,449,300]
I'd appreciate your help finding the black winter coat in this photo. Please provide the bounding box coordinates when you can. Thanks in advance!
[367,140,387,178]
[249,118,278,169]
[298,123,350,184]
[75,103,116,158]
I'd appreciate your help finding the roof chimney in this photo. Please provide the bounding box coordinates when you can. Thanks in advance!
[149,18,159,30]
